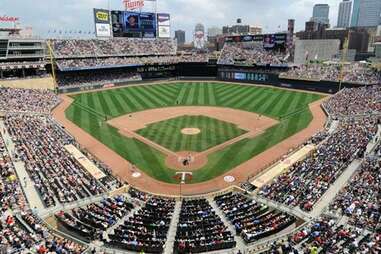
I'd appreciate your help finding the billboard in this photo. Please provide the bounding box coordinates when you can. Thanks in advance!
[111,10,156,38]
[157,13,170,38]
[157,13,170,26]
[225,33,287,50]
[158,26,170,38]
[94,9,111,37]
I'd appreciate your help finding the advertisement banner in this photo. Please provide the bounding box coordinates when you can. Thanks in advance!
[158,26,170,38]
[96,23,111,37]
[157,13,170,26]
[94,9,110,24]
[94,8,111,37]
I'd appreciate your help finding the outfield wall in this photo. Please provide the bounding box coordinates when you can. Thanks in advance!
[217,66,371,94]
[56,63,374,94]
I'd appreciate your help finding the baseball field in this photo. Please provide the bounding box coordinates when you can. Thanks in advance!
[65,82,323,184]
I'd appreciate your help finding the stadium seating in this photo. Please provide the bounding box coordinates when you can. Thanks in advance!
[51,38,177,58]
[329,155,381,231]
[214,192,296,243]
[4,114,120,207]
[292,217,381,253]
[259,118,377,211]
[0,88,60,113]
[323,85,381,117]
[218,42,287,66]
[174,198,236,253]
[107,196,175,253]
[280,63,380,84]
[0,209,86,253]
[56,70,142,88]
[0,133,25,210]
[56,196,133,241]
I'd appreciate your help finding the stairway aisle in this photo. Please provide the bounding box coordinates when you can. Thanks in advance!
[207,197,246,252]
[163,200,182,254]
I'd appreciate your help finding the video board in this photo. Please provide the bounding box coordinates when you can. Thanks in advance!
[111,10,156,38]
[224,33,288,50]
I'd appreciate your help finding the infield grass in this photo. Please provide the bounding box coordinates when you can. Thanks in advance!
[136,115,247,152]
[66,82,323,183]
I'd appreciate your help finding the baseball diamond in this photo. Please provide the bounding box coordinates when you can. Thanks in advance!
[65,82,323,183]
[1,1,381,254]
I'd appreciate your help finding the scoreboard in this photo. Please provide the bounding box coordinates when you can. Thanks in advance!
[111,11,156,38]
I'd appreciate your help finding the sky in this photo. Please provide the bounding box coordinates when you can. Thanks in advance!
[1,0,341,41]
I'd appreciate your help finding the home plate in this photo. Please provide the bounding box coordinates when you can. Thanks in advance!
[224,175,235,183]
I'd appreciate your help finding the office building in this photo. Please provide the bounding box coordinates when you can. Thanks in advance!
[351,0,381,27]
[174,30,185,45]
[337,0,352,28]
[312,4,330,25]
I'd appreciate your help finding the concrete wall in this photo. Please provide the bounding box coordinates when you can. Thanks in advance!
[294,39,341,65]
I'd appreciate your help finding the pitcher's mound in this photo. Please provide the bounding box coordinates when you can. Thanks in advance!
[181,128,201,135]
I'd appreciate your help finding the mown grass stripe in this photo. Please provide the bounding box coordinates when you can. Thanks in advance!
[145,85,176,105]
[185,83,197,105]
[134,86,167,108]
[234,87,264,109]
[207,83,217,105]
[96,92,113,117]
[127,87,155,109]
[219,85,250,106]
[116,89,145,112]
[222,86,253,108]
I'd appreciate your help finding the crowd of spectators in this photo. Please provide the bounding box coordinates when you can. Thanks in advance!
[292,217,381,253]
[56,56,180,70]
[107,196,175,253]
[57,70,142,88]
[214,192,296,243]
[0,209,86,253]
[217,42,287,66]
[51,38,177,58]
[56,52,213,70]
[328,156,381,231]
[259,118,377,211]
[281,63,380,84]
[4,114,109,207]
[323,86,381,117]
[0,133,25,211]
[0,88,60,114]
[178,52,209,63]
[56,196,133,241]
[174,198,235,253]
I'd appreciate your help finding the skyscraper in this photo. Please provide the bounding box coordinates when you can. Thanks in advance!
[312,4,330,25]
[337,0,352,28]
[174,30,185,45]
[351,0,381,27]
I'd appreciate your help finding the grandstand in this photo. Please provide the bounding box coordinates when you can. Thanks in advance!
[0,1,381,254]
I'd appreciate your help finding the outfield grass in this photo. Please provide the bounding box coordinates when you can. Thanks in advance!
[136,115,247,152]
[66,82,323,183]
